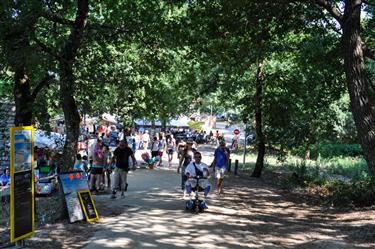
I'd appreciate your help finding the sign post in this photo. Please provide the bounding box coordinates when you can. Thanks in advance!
[10,126,35,243]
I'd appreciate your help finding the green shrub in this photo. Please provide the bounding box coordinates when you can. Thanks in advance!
[293,143,362,159]
[323,156,368,180]
[312,143,362,159]
[282,174,375,207]
[322,180,375,207]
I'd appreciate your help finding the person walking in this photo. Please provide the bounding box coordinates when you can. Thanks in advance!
[111,140,137,199]
[103,145,112,189]
[151,136,159,159]
[132,138,137,154]
[142,130,150,150]
[166,138,175,168]
[158,133,166,167]
[177,139,196,193]
[90,139,106,194]
[211,140,230,195]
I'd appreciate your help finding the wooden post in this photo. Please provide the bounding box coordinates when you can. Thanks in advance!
[234,159,239,175]
[228,159,232,173]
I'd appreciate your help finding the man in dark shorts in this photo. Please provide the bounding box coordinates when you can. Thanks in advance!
[111,140,137,199]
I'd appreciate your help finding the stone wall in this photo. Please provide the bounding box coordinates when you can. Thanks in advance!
[0,100,15,173]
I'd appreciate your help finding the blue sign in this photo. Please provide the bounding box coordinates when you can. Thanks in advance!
[59,171,89,223]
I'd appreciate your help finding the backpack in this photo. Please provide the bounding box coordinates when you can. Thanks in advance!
[193,162,204,177]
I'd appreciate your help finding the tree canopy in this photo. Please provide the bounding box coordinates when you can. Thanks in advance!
[1,0,375,178]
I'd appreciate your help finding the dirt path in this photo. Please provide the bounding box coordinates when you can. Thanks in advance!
[23,169,374,249]
[22,144,375,249]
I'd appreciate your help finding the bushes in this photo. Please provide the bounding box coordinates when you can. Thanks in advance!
[312,180,375,207]
[294,143,362,159]
[278,156,375,207]
[280,163,375,207]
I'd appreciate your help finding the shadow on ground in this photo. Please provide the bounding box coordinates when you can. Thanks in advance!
[22,158,375,249]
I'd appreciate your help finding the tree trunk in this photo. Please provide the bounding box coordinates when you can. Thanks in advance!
[342,1,375,183]
[251,62,266,178]
[161,117,167,132]
[59,62,81,171]
[58,0,89,171]
[13,67,33,126]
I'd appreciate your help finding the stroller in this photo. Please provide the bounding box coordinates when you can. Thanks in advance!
[185,175,209,213]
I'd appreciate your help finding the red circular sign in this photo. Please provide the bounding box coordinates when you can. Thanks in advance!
[234,129,240,135]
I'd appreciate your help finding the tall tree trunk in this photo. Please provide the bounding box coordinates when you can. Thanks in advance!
[59,0,89,171]
[59,62,81,171]
[14,67,33,126]
[251,62,266,178]
[342,1,375,183]
[161,116,167,132]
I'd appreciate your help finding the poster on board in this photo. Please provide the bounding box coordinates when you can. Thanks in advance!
[10,126,35,243]
[77,190,99,222]
[59,171,90,223]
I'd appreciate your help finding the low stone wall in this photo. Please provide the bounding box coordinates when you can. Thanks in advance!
[0,188,66,246]
[0,101,67,246]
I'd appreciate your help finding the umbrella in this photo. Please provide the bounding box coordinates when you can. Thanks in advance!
[34,130,65,150]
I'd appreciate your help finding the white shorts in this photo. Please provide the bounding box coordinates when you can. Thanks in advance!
[215,168,226,179]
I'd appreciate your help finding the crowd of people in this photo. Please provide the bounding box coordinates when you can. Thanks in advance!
[73,123,232,205]
[1,119,235,214]
[34,121,234,210]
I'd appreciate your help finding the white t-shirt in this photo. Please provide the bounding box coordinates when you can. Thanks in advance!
[185,161,209,177]
[143,133,150,142]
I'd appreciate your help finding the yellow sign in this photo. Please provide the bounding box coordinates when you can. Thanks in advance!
[10,126,35,243]
[77,190,99,222]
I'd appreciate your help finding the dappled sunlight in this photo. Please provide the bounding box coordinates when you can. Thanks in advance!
[21,167,375,248]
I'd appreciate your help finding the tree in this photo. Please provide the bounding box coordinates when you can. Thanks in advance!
[0,1,54,126]
[309,0,375,182]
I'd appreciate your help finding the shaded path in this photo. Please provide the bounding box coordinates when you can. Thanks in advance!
[25,144,375,249]
[81,168,375,249]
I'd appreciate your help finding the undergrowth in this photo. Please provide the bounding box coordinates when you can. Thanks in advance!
[237,153,375,207]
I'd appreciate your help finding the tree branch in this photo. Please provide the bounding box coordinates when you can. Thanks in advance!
[314,0,344,26]
[32,35,61,59]
[87,23,130,39]
[41,11,75,26]
[31,73,54,100]
[318,7,342,35]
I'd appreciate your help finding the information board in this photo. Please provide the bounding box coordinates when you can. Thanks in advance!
[10,126,35,243]
[77,190,99,222]
[59,171,89,223]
